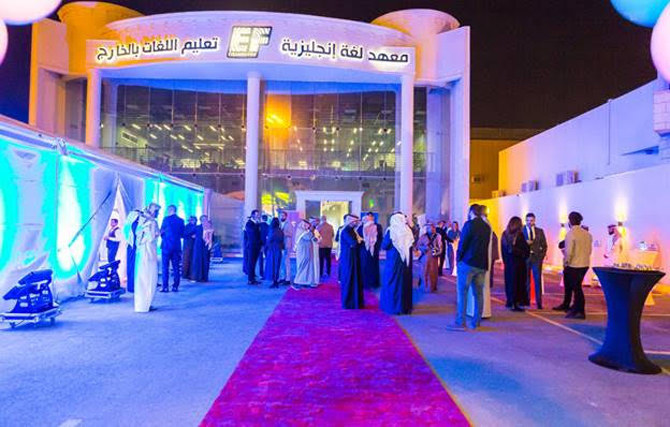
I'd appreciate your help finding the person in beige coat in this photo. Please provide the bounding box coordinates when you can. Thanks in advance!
[553,211,592,319]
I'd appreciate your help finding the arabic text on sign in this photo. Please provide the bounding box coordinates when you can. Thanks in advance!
[95,36,220,64]
[367,50,410,64]
[279,37,410,65]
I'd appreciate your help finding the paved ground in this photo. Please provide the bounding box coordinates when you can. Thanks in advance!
[397,266,670,427]
[0,262,286,427]
[1,260,668,426]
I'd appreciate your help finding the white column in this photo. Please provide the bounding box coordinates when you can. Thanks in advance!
[85,68,102,148]
[447,25,471,223]
[450,76,470,223]
[101,81,118,149]
[399,74,415,215]
[244,72,262,216]
[394,87,402,211]
[425,88,444,219]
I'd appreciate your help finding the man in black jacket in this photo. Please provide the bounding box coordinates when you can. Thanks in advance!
[523,213,548,309]
[449,204,491,331]
[160,205,186,292]
[245,210,262,285]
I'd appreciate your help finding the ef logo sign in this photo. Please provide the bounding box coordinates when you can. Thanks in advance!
[227,26,272,58]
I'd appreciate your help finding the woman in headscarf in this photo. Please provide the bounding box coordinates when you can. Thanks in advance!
[264,217,284,288]
[293,219,319,289]
[182,216,197,279]
[380,212,415,315]
[357,212,383,289]
[190,215,212,282]
[417,223,443,292]
[134,203,160,313]
[501,216,530,311]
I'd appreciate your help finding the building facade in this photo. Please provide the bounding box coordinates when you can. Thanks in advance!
[469,127,541,200]
[29,3,471,225]
[481,78,670,286]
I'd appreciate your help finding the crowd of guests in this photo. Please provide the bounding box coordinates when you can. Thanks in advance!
[104,204,214,313]
[449,205,596,331]
[240,204,606,330]
[241,207,494,317]
[498,210,595,320]
[243,211,343,289]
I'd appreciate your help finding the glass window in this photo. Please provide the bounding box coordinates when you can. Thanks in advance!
[104,81,427,224]
[260,82,414,220]
[107,83,246,193]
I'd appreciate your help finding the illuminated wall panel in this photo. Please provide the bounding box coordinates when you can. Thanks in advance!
[482,162,670,284]
[0,119,204,309]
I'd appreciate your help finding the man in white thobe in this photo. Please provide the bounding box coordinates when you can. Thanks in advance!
[604,224,627,267]
[134,203,160,313]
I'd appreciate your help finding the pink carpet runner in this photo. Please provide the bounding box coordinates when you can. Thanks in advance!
[201,279,469,425]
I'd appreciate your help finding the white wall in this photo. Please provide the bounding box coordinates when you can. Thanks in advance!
[437,27,471,223]
[499,80,665,196]
[29,20,69,133]
[482,162,670,285]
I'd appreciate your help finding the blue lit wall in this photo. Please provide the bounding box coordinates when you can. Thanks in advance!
[145,175,204,258]
[0,121,205,310]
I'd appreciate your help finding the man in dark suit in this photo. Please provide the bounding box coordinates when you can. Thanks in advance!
[448,204,491,331]
[245,210,262,285]
[523,213,548,309]
[160,205,186,292]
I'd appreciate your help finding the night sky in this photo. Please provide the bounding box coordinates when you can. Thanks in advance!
[0,0,657,130]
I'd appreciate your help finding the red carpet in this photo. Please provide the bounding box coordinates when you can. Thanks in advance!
[201,277,469,426]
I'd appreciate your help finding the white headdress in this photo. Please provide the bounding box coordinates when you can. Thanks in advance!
[389,212,414,266]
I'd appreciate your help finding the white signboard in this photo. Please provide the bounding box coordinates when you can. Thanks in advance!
[93,25,413,72]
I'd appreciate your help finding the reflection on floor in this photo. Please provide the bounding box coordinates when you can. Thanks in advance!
[0,261,668,426]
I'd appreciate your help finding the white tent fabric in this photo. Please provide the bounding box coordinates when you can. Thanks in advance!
[0,116,204,310]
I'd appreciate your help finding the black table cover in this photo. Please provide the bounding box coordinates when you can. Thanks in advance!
[590,267,665,374]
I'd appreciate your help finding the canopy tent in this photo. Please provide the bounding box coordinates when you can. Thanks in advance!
[0,115,205,310]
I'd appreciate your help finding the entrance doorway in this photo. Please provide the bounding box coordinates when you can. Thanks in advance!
[320,201,350,238]
[295,191,363,219]
[295,190,364,250]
